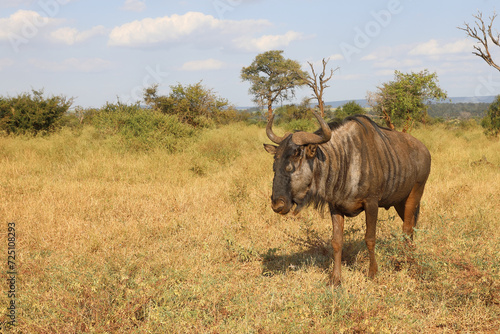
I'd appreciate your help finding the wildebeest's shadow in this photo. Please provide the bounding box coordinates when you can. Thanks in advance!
[261,236,367,277]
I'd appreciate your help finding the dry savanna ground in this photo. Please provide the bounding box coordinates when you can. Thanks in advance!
[0,122,499,333]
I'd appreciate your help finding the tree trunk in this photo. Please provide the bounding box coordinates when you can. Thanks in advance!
[318,100,325,118]
[382,107,395,130]
[402,114,415,133]
[267,100,273,121]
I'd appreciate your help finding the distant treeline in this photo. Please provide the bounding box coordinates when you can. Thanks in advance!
[427,102,489,119]
[244,101,491,121]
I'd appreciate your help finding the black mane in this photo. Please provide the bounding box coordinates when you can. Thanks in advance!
[311,114,393,137]
[344,114,393,132]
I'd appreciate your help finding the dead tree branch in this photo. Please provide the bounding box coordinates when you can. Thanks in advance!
[302,58,339,117]
[459,12,500,72]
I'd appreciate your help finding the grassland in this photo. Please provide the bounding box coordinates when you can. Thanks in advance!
[0,122,499,333]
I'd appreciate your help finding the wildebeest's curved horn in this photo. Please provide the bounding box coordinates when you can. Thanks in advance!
[292,111,332,146]
[266,114,290,144]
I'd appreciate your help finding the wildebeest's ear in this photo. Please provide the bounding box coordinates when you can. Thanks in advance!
[263,144,277,155]
[305,144,318,159]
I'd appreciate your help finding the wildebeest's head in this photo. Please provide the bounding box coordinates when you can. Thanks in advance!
[264,112,331,215]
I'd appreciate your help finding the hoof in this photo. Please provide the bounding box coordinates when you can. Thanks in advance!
[328,276,341,287]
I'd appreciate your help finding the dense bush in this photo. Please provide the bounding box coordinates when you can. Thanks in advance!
[0,89,72,135]
[335,101,366,119]
[482,95,500,137]
[280,118,318,132]
[274,99,312,124]
[91,102,195,151]
[144,82,240,127]
[273,99,321,131]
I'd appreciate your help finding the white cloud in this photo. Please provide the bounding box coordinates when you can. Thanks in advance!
[361,44,412,62]
[234,31,306,52]
[0,10,64,41]
[107,11,273,50]
[359,45,421,74]
[328,54,344,61]
[372,58,423,69]
[360,53,377,61]
[1,0,76,8]
[121,0,146,12]
[409,39,472,56]
[180,58,225,71]
[50,25,107,45]
[29,57,113,73]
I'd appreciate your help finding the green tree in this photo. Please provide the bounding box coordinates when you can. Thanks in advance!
[367,70,448,132]
[481,95,500,137]
[0,89,73,135]
[144,82,234,127]
[241,50,307,119]
[335,100,366,120]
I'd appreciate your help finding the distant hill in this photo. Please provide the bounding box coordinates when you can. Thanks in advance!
[324,99,369,108]
[323,96,496,108]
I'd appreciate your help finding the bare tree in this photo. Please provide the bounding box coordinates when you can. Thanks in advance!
[302,58,339,117]
[459,11,500,72]
[74,106,86,124]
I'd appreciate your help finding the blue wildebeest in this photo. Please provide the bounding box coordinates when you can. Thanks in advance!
[263,112,431,285]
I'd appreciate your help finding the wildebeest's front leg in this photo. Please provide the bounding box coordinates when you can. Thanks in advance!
[329,205,344,286]
[364,200,379,279]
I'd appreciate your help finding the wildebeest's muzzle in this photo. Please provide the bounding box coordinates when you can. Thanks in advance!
[270,173,294,215]
[271,197,288,214]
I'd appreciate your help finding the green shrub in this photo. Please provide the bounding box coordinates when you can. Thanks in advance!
[335,101,366,119]
[273,99,322,132]
[482,94,500,137]
[281,118,318,132]
[91,102,195,152]
[0,89,72,135]
[144,82,238,127]
[59,113,81,129]
[274,100,312,125]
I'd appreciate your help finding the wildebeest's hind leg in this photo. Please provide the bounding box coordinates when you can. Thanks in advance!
[395,183,426,240]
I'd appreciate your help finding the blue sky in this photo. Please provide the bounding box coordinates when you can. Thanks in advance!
[1,0,500,108]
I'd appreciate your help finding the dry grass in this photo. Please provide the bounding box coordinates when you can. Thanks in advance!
[0,123,499,333]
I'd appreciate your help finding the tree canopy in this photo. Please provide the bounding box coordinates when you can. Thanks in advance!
[367,70,448,132]
[241,50,306,119]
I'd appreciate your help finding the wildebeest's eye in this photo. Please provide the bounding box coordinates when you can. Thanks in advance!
[291,147,301,159]
[285,163,293,173]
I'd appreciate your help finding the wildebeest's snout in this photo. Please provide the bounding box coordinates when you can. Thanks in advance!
[271,197,290,215]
